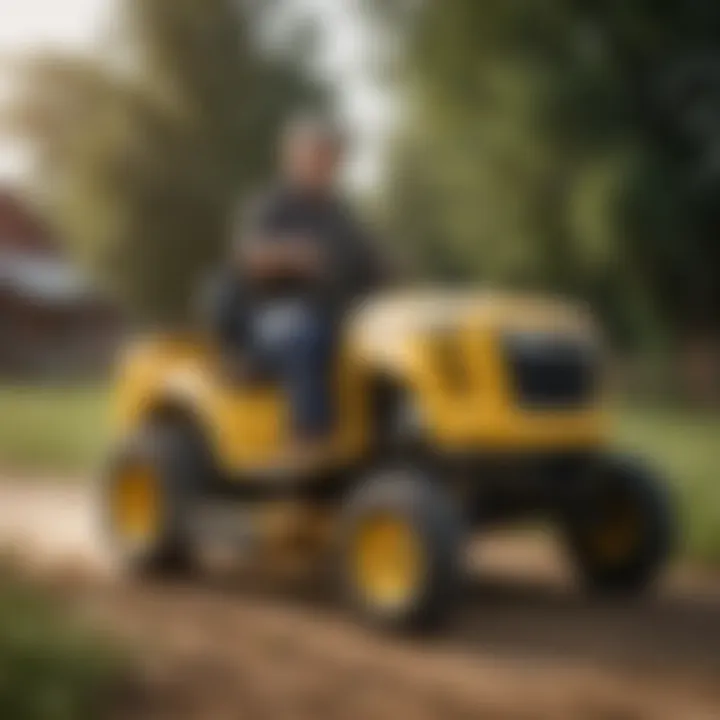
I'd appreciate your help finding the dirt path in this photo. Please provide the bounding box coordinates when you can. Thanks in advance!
[1,481,720,719]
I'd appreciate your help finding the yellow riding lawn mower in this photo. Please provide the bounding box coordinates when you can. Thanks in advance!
[101,290,674,632]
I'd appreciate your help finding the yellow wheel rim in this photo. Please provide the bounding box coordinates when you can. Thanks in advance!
[354,513,422,611]
[112,465,160,546]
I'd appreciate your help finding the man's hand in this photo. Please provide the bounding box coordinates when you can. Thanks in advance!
[288,236,325,275]
[239,235,325,279]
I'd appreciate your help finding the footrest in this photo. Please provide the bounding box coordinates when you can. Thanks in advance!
[192,501,256,549]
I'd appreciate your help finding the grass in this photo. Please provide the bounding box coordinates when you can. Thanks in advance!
[0,563,123,720]
[0,384,110,476]
[616,406,720,564]
[0,383,717,561]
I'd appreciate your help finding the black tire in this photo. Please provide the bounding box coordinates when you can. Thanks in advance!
[338,468,463,633]
[563,453,674,596]
[101,424,206,576]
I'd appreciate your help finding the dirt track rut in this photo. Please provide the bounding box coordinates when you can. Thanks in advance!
[1,481,719,719]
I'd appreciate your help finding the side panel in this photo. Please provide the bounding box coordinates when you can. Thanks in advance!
[411,326,608,452]
[208,349,369,472]
[356,320,608,454]
[114,338,370,475]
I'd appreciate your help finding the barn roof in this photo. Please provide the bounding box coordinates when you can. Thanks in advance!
[0,250,94,306]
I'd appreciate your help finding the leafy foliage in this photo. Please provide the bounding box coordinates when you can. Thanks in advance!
[12,0,323,323]
[378,0,720,347]
[0,567,121,720]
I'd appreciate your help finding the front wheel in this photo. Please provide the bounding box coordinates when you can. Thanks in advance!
[100,425,205,576]
[338,469,464,632]
[562,454,675,596]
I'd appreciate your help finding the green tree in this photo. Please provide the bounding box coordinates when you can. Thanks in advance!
[376,0,720,349]
[12,0,323,323]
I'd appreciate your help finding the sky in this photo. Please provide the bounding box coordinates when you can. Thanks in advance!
[0,0,389,188]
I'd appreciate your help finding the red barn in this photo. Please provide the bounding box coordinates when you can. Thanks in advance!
[0,190,120,377]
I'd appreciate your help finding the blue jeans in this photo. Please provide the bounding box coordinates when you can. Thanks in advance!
[252,302,335,441]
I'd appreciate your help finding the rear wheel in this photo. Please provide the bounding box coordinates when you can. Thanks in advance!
[338,469,463,632]
[102,425,206,576]
[563,454,674,596]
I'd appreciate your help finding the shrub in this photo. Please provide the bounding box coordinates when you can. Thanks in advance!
[0,566,122,720]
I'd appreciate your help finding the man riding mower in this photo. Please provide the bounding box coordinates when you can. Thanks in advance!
[100,119,674,633]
